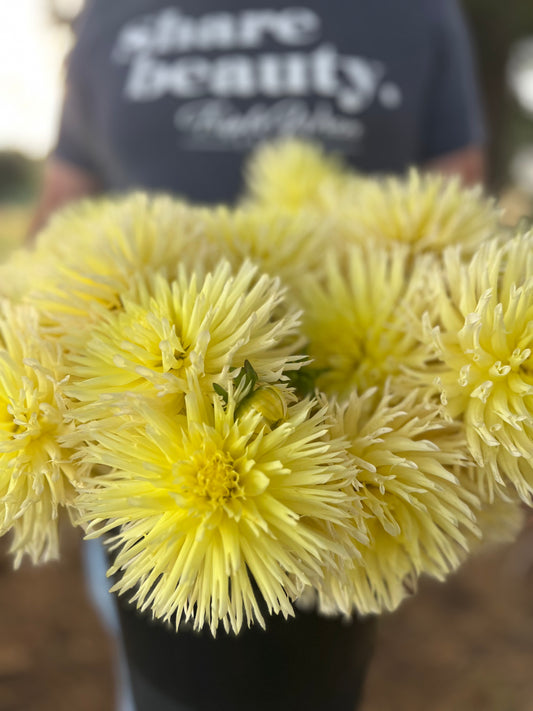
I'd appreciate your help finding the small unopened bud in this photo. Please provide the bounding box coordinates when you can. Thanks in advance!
[236,386,288,429]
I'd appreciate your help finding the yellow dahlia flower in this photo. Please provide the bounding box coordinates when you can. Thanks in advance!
[76,382,361,635]
[459,466,525,550]
[473,496,525,548]
[0,303,87,564]
[318,388,479,615]
[424,232,533,502]
[199,205,329,290]
[28,193,207,332]
[337,169,500,257]
[244,139,348,212]
[0,245,42,301]
[299,244,435,398]
[0,205,30,260]
[66,260,302,407]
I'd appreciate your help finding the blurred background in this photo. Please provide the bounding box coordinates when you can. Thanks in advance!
[2,1,533,710]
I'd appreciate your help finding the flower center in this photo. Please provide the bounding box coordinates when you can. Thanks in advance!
[192,450,243,505]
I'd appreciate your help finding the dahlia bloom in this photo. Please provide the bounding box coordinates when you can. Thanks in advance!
[299,244,434,398]
[27,194,208,332]
[199,205,329,290]
[75,380,363,635]
[336,169,499,257]
[244,139,349,212]
[318,388,479,614]
[458,465,525,550]
[425,232,533,501]
[66,260,302,408]
[1,138,527,633]
[0,303,87,564]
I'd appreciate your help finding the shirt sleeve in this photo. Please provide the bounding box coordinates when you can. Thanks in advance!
[418,0,486,162]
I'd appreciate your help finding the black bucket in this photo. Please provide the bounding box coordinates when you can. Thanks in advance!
[116,594,377,711]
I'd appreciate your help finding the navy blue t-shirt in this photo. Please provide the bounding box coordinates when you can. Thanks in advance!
[55,0,485,203]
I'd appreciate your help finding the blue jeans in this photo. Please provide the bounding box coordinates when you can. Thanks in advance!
[82,539,137,711]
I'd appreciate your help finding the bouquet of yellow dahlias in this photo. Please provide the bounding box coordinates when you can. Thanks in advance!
[0,140,530,638]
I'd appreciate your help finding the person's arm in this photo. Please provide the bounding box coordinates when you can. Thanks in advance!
[29,7,102,244]
[424,145,486,186]
[418,0,487,186]
[28,159,101,242]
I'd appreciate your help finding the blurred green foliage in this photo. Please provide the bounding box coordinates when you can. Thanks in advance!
[0,152,42,204]
[463,0,533,189]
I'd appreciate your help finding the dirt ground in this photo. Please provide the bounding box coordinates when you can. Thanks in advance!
[2,521,533,711]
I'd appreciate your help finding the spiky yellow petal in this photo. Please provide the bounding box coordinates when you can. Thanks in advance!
[27,193,208,332]
[199,205,329,289]
[75,382,362,635]
[335,169,500,257]
[0,303,88,564]
[299,244,434,398]
[425,232,533,501]
[65,261,302,412]
[0,245,41,301]
[244,139,349,212]
[0,206,30,262]
[459,466,525,550]
[318,388,479,615]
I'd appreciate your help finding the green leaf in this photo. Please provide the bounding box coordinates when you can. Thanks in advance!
[213,382,228,405]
